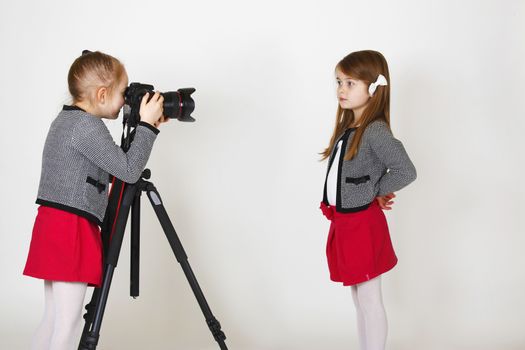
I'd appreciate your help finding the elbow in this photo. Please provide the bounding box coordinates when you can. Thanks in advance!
[407,164,417,184]
[128,169,143,184]
[118,168,143,184]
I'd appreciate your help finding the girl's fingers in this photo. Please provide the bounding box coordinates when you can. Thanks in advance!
[154,115,170,128]
[377,196,394,210]
[141,93,150,107]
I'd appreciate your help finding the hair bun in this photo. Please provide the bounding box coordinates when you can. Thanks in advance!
[82,50,92,55]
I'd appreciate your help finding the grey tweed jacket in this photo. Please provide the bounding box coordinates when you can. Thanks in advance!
[323,119,417,212]
[36,106,159,225]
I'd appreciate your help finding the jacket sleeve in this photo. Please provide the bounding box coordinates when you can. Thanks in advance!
[365,121,417,196]
[71,118,159,184]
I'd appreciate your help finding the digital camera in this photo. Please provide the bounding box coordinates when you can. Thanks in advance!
[124,83,196,127]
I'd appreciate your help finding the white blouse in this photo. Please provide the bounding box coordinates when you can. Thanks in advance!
[326,140,343,206]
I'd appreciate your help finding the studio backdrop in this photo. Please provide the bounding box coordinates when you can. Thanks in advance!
[1,0,524,349]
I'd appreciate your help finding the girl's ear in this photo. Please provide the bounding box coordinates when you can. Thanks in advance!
[96,87,108,105]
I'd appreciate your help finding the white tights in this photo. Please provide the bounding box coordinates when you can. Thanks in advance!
[31,280,88,350]
[351,276,388,350]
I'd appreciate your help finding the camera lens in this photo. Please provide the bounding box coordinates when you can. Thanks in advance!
[162,88,196,122]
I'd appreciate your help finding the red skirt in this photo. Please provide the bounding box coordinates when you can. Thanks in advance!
[320,200,397,286]
[23,206,103,287]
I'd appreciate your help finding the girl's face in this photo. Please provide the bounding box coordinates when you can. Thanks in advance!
[335,68,370,116]
[102,72,129,119]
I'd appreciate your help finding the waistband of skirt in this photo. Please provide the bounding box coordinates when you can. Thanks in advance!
[319,200,377,220]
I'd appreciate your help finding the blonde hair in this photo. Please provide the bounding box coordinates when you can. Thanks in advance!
[321,50,391,161]
[67,51,125,104]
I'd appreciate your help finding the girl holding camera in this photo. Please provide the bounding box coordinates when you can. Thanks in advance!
[320,50,417,350]
[23,50,167,350]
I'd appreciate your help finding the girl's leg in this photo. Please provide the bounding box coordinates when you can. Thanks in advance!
[31,280,55,350]
[49,281,88,350]
[351,285,368,350]
[356,276,387,350]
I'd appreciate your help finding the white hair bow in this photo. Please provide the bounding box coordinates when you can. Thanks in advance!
[368,74,388,96]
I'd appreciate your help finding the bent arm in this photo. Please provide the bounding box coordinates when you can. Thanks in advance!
[71,119,159,183]
[366,121,417,196]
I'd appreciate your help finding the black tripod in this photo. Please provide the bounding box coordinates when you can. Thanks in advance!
[78,169,228,349]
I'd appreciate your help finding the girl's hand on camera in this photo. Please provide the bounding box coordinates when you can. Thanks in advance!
[139,92,164,127]
[376,192,396,210]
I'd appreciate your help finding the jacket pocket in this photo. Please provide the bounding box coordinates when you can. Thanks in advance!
[343,175,374,205]
[83,176,107,212]
[345,175,371,185]
[86,176,107,193]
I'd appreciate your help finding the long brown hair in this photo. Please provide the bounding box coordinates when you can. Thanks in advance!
[321,50,391,161]
[67,51,125,104]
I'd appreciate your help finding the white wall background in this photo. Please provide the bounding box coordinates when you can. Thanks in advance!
[1,0,524,349]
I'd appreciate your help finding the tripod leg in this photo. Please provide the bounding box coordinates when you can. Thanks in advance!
[78,184,138,350]
[145,184,228,350]
[131,192,141,298]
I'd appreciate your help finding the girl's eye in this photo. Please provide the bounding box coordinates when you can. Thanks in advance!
[347,81,354,87]
[336,80,342,86]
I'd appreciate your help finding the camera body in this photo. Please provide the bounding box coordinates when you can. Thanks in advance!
[124,82,196,127]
